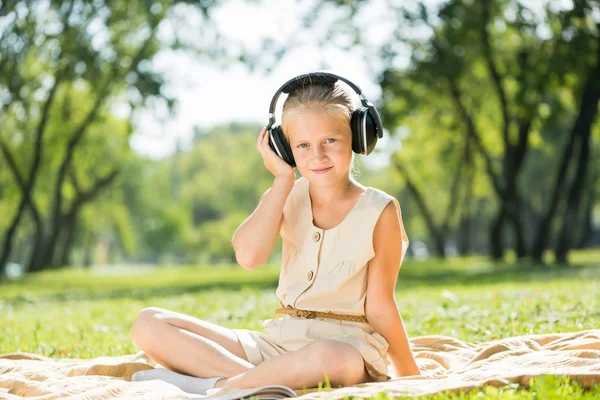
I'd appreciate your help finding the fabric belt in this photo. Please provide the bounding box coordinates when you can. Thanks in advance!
[274,303,369,323]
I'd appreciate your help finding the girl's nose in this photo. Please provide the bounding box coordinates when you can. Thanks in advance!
[312,145,327,160]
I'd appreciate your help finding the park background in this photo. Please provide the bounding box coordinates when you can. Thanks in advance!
[0,0,599,398]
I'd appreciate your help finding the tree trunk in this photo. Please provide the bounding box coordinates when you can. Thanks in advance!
[578,138,596,249]
[56,212,78,267]
[458,136,475,255]
[83,231,94,268]
[0,200,30,268]
[531,133,578,262]
[576,182,595,249]
[532,34,600,263]
[505,119,533,260]
[506,191,528,259]
[25,216,45,273]
[490,206,505,260]
[458,177,473,255]
[457,215,471,255]
[555,123,593,264]
[37,168,119,271]
[43,102,106,270]
[0,6,70,272]
[0,78,59,270]
[394,161,447,258]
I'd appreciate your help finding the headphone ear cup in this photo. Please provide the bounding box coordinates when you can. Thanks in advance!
[363,109,378,155]
[350,109,364,154]
[269,125,296,167]
[350,108,378,155]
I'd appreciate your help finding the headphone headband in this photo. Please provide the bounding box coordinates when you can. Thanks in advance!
[266,71,382,138]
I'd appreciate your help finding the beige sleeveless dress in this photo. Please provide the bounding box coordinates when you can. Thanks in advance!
[232,176,404,382]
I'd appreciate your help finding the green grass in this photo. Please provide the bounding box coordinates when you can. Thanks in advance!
[1,250,599,399]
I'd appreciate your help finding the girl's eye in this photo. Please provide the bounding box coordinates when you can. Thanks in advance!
[297,139,335,148]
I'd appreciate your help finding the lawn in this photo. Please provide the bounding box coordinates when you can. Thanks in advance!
[1,250,599,399]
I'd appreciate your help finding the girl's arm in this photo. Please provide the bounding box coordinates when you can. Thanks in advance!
[365,200,421,378]
[232,175,294,270]
[232,127,296,270]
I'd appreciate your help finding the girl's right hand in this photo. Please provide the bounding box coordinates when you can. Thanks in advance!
[257,127,295,179]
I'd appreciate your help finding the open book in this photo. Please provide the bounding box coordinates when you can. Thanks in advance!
[188,384,297,400]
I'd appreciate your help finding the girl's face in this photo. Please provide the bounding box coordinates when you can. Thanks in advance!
[285,108,353,185]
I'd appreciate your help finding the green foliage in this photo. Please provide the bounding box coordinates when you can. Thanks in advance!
[2,0,599,267]
[70,122,283,264]
[380,0,600,256]
[0,0,228,270]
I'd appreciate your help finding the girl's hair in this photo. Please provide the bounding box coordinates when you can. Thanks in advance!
[281,82,360,179]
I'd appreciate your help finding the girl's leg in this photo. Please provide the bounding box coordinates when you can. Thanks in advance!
[215,339,371,390]
[130,307,253,378]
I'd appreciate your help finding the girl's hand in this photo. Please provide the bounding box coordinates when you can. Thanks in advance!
[257,127,295,179]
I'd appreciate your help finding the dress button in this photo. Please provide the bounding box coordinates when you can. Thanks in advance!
[307,271,314,280]
[312,232,321,242]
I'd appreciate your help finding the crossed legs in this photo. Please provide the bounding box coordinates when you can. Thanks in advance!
[130,307,371,390]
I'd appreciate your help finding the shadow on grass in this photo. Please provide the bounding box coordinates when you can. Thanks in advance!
[2,262,598,306]
[1,279,279,306]
[398,262,598,288]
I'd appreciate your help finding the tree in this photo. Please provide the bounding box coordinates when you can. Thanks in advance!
[308,0,600,263]
[0,0,226,272]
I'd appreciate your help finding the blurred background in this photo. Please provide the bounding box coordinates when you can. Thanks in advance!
[1,0,599,278]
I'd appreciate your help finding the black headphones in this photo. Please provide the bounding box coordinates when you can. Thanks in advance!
[266,72,383,167]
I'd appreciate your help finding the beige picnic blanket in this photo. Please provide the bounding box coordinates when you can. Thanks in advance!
[0,329,598,399]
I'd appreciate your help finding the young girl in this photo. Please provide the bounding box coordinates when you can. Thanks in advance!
[130,74,421,395]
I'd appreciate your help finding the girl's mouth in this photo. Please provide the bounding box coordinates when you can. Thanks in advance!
[312,166,333,174]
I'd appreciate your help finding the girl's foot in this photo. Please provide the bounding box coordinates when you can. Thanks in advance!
[131,368,224,395]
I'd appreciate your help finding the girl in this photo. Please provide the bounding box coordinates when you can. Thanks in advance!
[130,74,421,395]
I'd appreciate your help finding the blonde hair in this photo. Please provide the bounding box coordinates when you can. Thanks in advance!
[281,82,360,179]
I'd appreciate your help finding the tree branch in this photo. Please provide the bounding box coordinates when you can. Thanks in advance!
[512,117,533,176]
[0,0,74,268]
[48,22,159,246]
[481,0,511,145]
[69,169,83,196]
[64,169,120,219]
[441,136,468,236]
[393,158,446,255]
[0,137,27,191]
[448,78,505,197]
